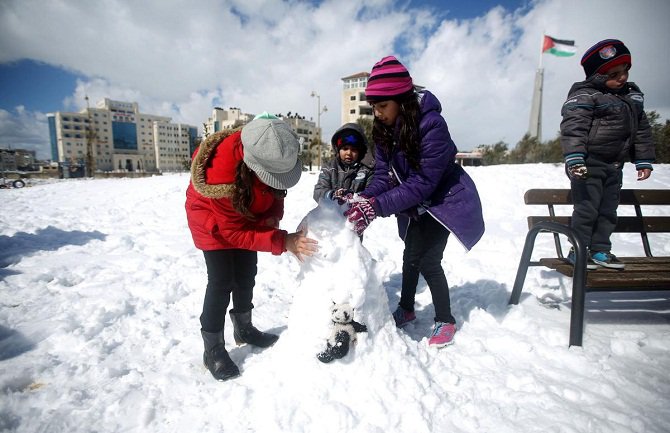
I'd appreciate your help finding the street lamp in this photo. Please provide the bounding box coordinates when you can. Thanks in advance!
[310,91,328,168]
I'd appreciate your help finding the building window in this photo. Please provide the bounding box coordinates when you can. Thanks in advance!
[360,106,373,116]
[350,95,356,101]
[350,109,356,114]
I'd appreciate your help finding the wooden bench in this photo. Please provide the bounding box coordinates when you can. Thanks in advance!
[508,188,670,347]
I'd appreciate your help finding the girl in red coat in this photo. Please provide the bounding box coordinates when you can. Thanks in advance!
[185,113,318,381]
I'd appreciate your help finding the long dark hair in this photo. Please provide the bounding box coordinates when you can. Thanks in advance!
[232,160,256,219]
[232,160,287,220]
[372,92,422,171]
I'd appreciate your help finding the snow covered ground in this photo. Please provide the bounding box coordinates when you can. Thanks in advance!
[1,163,669,433]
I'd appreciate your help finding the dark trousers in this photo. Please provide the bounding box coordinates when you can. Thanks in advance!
[569,160,623,252]
[399,213,455,324]
[200,249,257,333]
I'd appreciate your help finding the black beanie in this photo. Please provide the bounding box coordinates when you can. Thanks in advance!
[581,39,631,78]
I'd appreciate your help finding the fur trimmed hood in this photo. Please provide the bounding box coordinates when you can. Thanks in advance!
[190,128,242,199]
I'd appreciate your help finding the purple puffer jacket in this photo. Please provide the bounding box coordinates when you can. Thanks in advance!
[362,90,485,250]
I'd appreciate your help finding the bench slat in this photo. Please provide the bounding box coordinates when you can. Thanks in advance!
[528,216,670,233]
[537,258,670,289]
[537,261,670,289]
[586,273,670,290]
[525,188,670,205]
[538,257,670,268]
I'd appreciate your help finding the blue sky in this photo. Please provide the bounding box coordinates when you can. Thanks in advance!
[1,0,668,159]
[0,61,84,113]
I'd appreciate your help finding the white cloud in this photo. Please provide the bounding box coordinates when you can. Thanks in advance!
[0,0,668,159]
[0,107,49,158]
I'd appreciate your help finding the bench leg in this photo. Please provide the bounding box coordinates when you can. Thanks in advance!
[569,244,588,347]
[509,221,589,347]
[509,226,543,305]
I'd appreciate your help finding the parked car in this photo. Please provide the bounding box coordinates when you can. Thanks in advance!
[0,178,26,189]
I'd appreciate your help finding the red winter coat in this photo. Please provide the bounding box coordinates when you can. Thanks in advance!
[185,129,287,254]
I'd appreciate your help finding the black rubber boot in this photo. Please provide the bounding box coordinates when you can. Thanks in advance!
[229,310,279,348]
[201,330,240,381]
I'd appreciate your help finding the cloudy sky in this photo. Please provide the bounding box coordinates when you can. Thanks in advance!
[1,0,669,160]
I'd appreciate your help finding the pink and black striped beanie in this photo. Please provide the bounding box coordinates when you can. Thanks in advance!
[365,56,414,102]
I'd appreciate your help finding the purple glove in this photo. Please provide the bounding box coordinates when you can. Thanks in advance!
[344,197,377,236]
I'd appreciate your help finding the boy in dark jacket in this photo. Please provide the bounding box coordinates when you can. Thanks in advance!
[560,39,655,269]
[313,123,373,204]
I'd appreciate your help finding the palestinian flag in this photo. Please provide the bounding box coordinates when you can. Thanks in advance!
[542,35,576,57]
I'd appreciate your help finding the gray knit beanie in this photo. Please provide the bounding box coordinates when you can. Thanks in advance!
[241,114,302,189]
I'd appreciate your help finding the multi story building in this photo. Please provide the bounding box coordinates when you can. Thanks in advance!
[0,148,36,171]
[341,72,373,125]
[48,98,197,173]
[277,112,318,159]
[203,107,254,137]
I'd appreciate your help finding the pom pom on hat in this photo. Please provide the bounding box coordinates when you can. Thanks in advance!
[365,55,414,102]
[581,39,631,78]
[241,115,302,189]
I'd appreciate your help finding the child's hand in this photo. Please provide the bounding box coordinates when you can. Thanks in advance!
[331,188,353,204]
[285,230,318,262]
[344,197,377,236]
[637,168,652,181]
[568,164,588,180]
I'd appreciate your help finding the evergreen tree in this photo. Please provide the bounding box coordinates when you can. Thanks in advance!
[648,111,670,163]
[541,136,563,163]
[356,117,374,156]
[480,141,508,165]
[509,134,542,163]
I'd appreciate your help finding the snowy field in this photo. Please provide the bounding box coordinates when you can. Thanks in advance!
[1,163,669,433]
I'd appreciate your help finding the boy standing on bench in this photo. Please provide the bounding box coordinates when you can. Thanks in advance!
[560,39,655,269]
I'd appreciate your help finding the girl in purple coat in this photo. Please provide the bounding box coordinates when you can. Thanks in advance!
[344,56,485,347]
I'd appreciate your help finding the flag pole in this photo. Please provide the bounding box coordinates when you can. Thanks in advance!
[528,33,544,140]
[538,33,545,69]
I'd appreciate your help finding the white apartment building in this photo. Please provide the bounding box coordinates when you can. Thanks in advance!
[203,107,254,136]
[278,113,318,157]
[153,121,198,172]
[341,72,373,125]
[48,98,197,173]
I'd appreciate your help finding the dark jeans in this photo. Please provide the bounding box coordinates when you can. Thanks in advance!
[569,160,623,252]
[200,249,257,333]
[398,213,455,324]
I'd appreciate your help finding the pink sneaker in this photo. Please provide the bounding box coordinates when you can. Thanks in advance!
[392,306,416,328]
[428,322,456,347]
